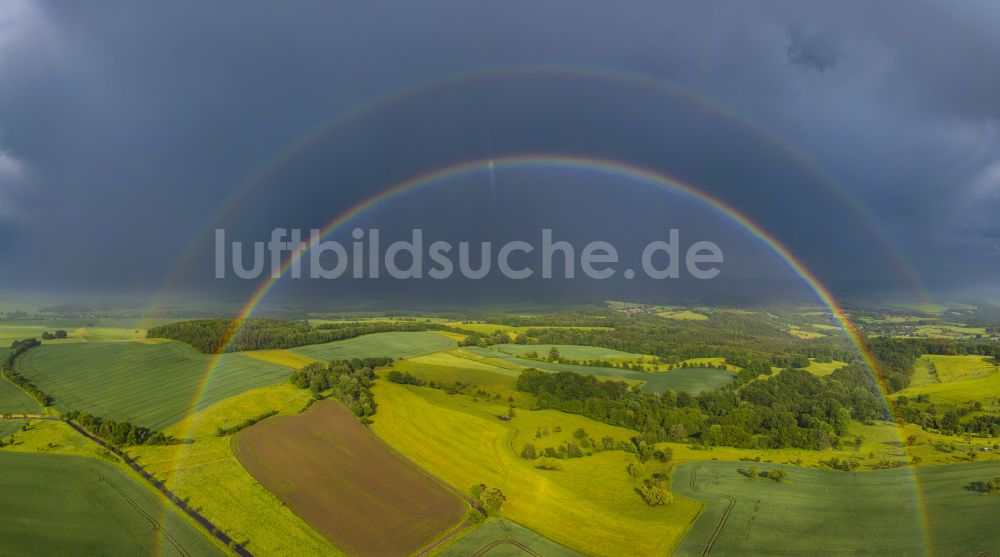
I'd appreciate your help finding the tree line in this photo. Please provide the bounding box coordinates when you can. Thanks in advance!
[2,338,51,406]
[215,410,279,436]
[63,410,172,446]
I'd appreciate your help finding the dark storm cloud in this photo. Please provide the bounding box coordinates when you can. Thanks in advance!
[785,25,841,73]
[0,0,998,300]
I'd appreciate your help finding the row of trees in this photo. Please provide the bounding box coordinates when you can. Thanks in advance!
[2,338,51,406]
[64,410,172,446]
[40,330,67,340]
[215,410,278,436]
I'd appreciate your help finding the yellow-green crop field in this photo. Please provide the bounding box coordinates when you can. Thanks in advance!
[656,310,709,321]
[803,359,849,376]
[894,355,1000,404]
[788,325,825,339]
[370,381,698,556]
[922,355,998,382]
[244,349,320,369]
[0,324,145,344]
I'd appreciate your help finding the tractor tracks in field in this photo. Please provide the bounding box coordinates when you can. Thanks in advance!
[0,415,251,556]
[88,467,191,557]
[702,495,736,556]
[687,464,736,557]
[471,538,544,557]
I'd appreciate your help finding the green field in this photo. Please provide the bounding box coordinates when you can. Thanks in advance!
[657,310,709,321]
[464,348,734,394]
[671,460,1000,556]
[894,355,1000,405]
[493,344,646,361]
[0,420,23,439]
[438,518,582,557]
[0,375,40,415]
[15,341,290,429]
[922,354,998,382]
[0,323,146,344]
[0,452,223,556]
[290,331,456,361]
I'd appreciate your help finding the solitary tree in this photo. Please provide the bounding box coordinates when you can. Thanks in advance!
[520,443,537,460]
[627,461,645,479]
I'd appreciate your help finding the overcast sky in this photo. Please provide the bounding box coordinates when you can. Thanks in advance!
[0,1,998,305]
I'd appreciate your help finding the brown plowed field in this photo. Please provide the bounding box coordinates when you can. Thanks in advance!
[234,400,465,556]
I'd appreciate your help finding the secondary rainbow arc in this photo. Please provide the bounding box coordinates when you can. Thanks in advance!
[140,64,931,327]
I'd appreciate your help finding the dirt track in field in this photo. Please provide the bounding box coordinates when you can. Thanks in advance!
[234,400,465,556]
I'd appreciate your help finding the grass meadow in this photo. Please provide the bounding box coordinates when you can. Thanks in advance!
[895,354,1000,405]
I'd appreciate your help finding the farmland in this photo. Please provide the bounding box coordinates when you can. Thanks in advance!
[921,354,998,382]
[0,452,223,557]
[464,347,735,394]
[0,322,147,344]
[438,518,582,557]
[656,310,709,321]
[893,354,1000,405]
[671,460,1000,556]
[370,380,700,557]
[1,306,997,556]
[493,343,647,361]
[127,382,341,556]
[14,341,290,429]
[234,400,466,556]
[0,420,22,439]
[0,375,40,414]
[290,331,456,361]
